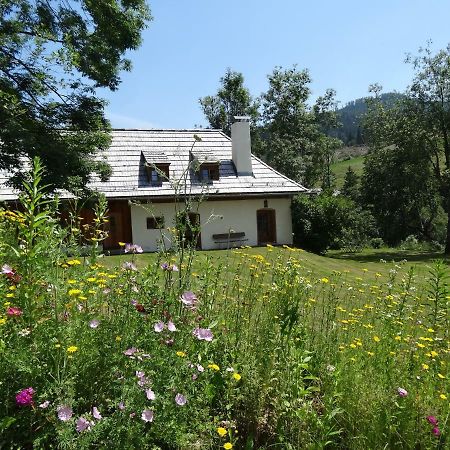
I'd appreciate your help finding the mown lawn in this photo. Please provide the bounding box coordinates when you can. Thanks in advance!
[331,155,365,188]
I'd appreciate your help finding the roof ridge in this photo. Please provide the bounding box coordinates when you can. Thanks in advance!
[110,128,222,132]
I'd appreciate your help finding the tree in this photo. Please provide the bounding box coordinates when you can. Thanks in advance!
[368,45,450,254]
[0,0,151,194]
[362,82,445,246]
[199,68,259,136]
[259,66,341,185]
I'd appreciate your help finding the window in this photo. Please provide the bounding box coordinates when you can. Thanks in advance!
[146,217,165,229]
[145,164,170,184]
[199,163,219,182]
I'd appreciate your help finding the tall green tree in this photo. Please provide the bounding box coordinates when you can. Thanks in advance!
[0,0,151,193]
[362,82,445,246]
[199,68,259,136]
[259,66,341,185]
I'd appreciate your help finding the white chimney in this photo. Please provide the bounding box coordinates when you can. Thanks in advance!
[231,116,253,176]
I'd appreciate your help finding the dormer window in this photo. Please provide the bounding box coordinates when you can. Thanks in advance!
[145,164,170,185]
[199,163,220,182]
[141,150,170,185]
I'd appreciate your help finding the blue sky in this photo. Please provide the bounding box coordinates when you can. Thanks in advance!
[102,0,450,129]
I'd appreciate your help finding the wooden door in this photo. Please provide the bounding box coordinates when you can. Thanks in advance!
[257,209,276,245]
[103,201,132,250]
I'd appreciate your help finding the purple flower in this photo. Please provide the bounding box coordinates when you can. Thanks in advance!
[181,291,198,308]
[193,327,214,342]
[118,401,125,410]
[427,415,438,426]
[92,406,102,420]
[175,393,187,406]
[57,405,73,421]
[122,261,137,271]
[125,243,143,254]
[141,409,154,423]
[154,321,165,333]
[167,321,177,332]
[397,387,408,397]
[145,389,156,400]
[123,347,138,356]
[76,417,93,433]
[432,427,441,436]
[160,262,178,272]
[15,387,34,406]
[89,319,100,329]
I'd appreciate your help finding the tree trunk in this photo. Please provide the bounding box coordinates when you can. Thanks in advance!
[445,202,450,255]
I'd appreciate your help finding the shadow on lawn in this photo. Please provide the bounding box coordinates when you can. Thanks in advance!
[328,249,450,265]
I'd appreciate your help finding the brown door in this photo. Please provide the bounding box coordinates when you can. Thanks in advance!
[257,209,276,245]
[103,201,132,250]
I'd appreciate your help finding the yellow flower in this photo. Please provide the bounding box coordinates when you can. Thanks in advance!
[367,351,374,356]
[118,242,126,246]
[217,427,227,437]
[439,394,447,400]
[224,443,233,450]
[176,351,186,357]
[430,350,438,358]
[373,336,380,343]
[67,346,78,353]
[437,373,445,379]
[67,259,81,266]
[115,335,122,342]
[422,363,429,370]
[320,277,329,284]
[233,373,242,381]
[0,317,7,325]
[208,364,220,371]
[68,289,82,297]
[6,293,14,298]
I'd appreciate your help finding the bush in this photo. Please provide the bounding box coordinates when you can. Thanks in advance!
[292,194,377,254]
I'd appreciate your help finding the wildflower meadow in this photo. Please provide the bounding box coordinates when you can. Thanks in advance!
[0,162,449,449]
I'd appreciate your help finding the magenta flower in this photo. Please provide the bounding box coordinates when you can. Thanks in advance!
[193,327,214,342]
[175,393,187,406]
[427,415,438,426]
[145,389,156,400]
[397,387,408,397]
[167,321,177,332]
[141,409,154,423]
[57,405,73,421]
[15,387,34,406]
[7,306,23,317]
[92,406,102,420]
[76,417,93,433]
[180,291,197,308]
[432,427,441,436]
[89,319,100,329]
[154,321,165,333]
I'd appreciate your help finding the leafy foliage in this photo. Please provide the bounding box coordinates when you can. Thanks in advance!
[0,0,151,193]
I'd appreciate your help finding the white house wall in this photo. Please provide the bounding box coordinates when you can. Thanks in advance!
[130,197,293,252]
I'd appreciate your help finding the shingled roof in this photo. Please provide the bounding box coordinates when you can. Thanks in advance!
[0,129,307,201]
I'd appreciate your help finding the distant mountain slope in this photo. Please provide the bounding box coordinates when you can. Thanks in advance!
[330,92,404,146]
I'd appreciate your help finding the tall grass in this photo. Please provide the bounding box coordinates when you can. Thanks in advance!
[0,160,449,449]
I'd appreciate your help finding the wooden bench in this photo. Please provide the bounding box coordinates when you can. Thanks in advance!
[212,232,247,247]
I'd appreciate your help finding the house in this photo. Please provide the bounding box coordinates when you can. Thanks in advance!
[0,118,307,251]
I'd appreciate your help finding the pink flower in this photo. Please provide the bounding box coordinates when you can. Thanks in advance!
[193,327,214,342]
[397,387,408,397]
[76,417,93,433]
[124,243,143,254]
[122,261,137,271]
[7,306,23,317]
[15,387,34,406]
[141,409,154,422]
[145,389,156,400]
[175,393,187,406]
[89,319,100,329]
[432,427,441,436]
[167,321,177,332]
[154,321,165,333]
[92,406,102,420]
[197,364,204,372]
[57,405,73,421]
[39,400,50,409]
[118,401,125,410]
[181,291,197,308]
[123,347,138,356]
[2,264,14,275]
[427,415,438,426]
